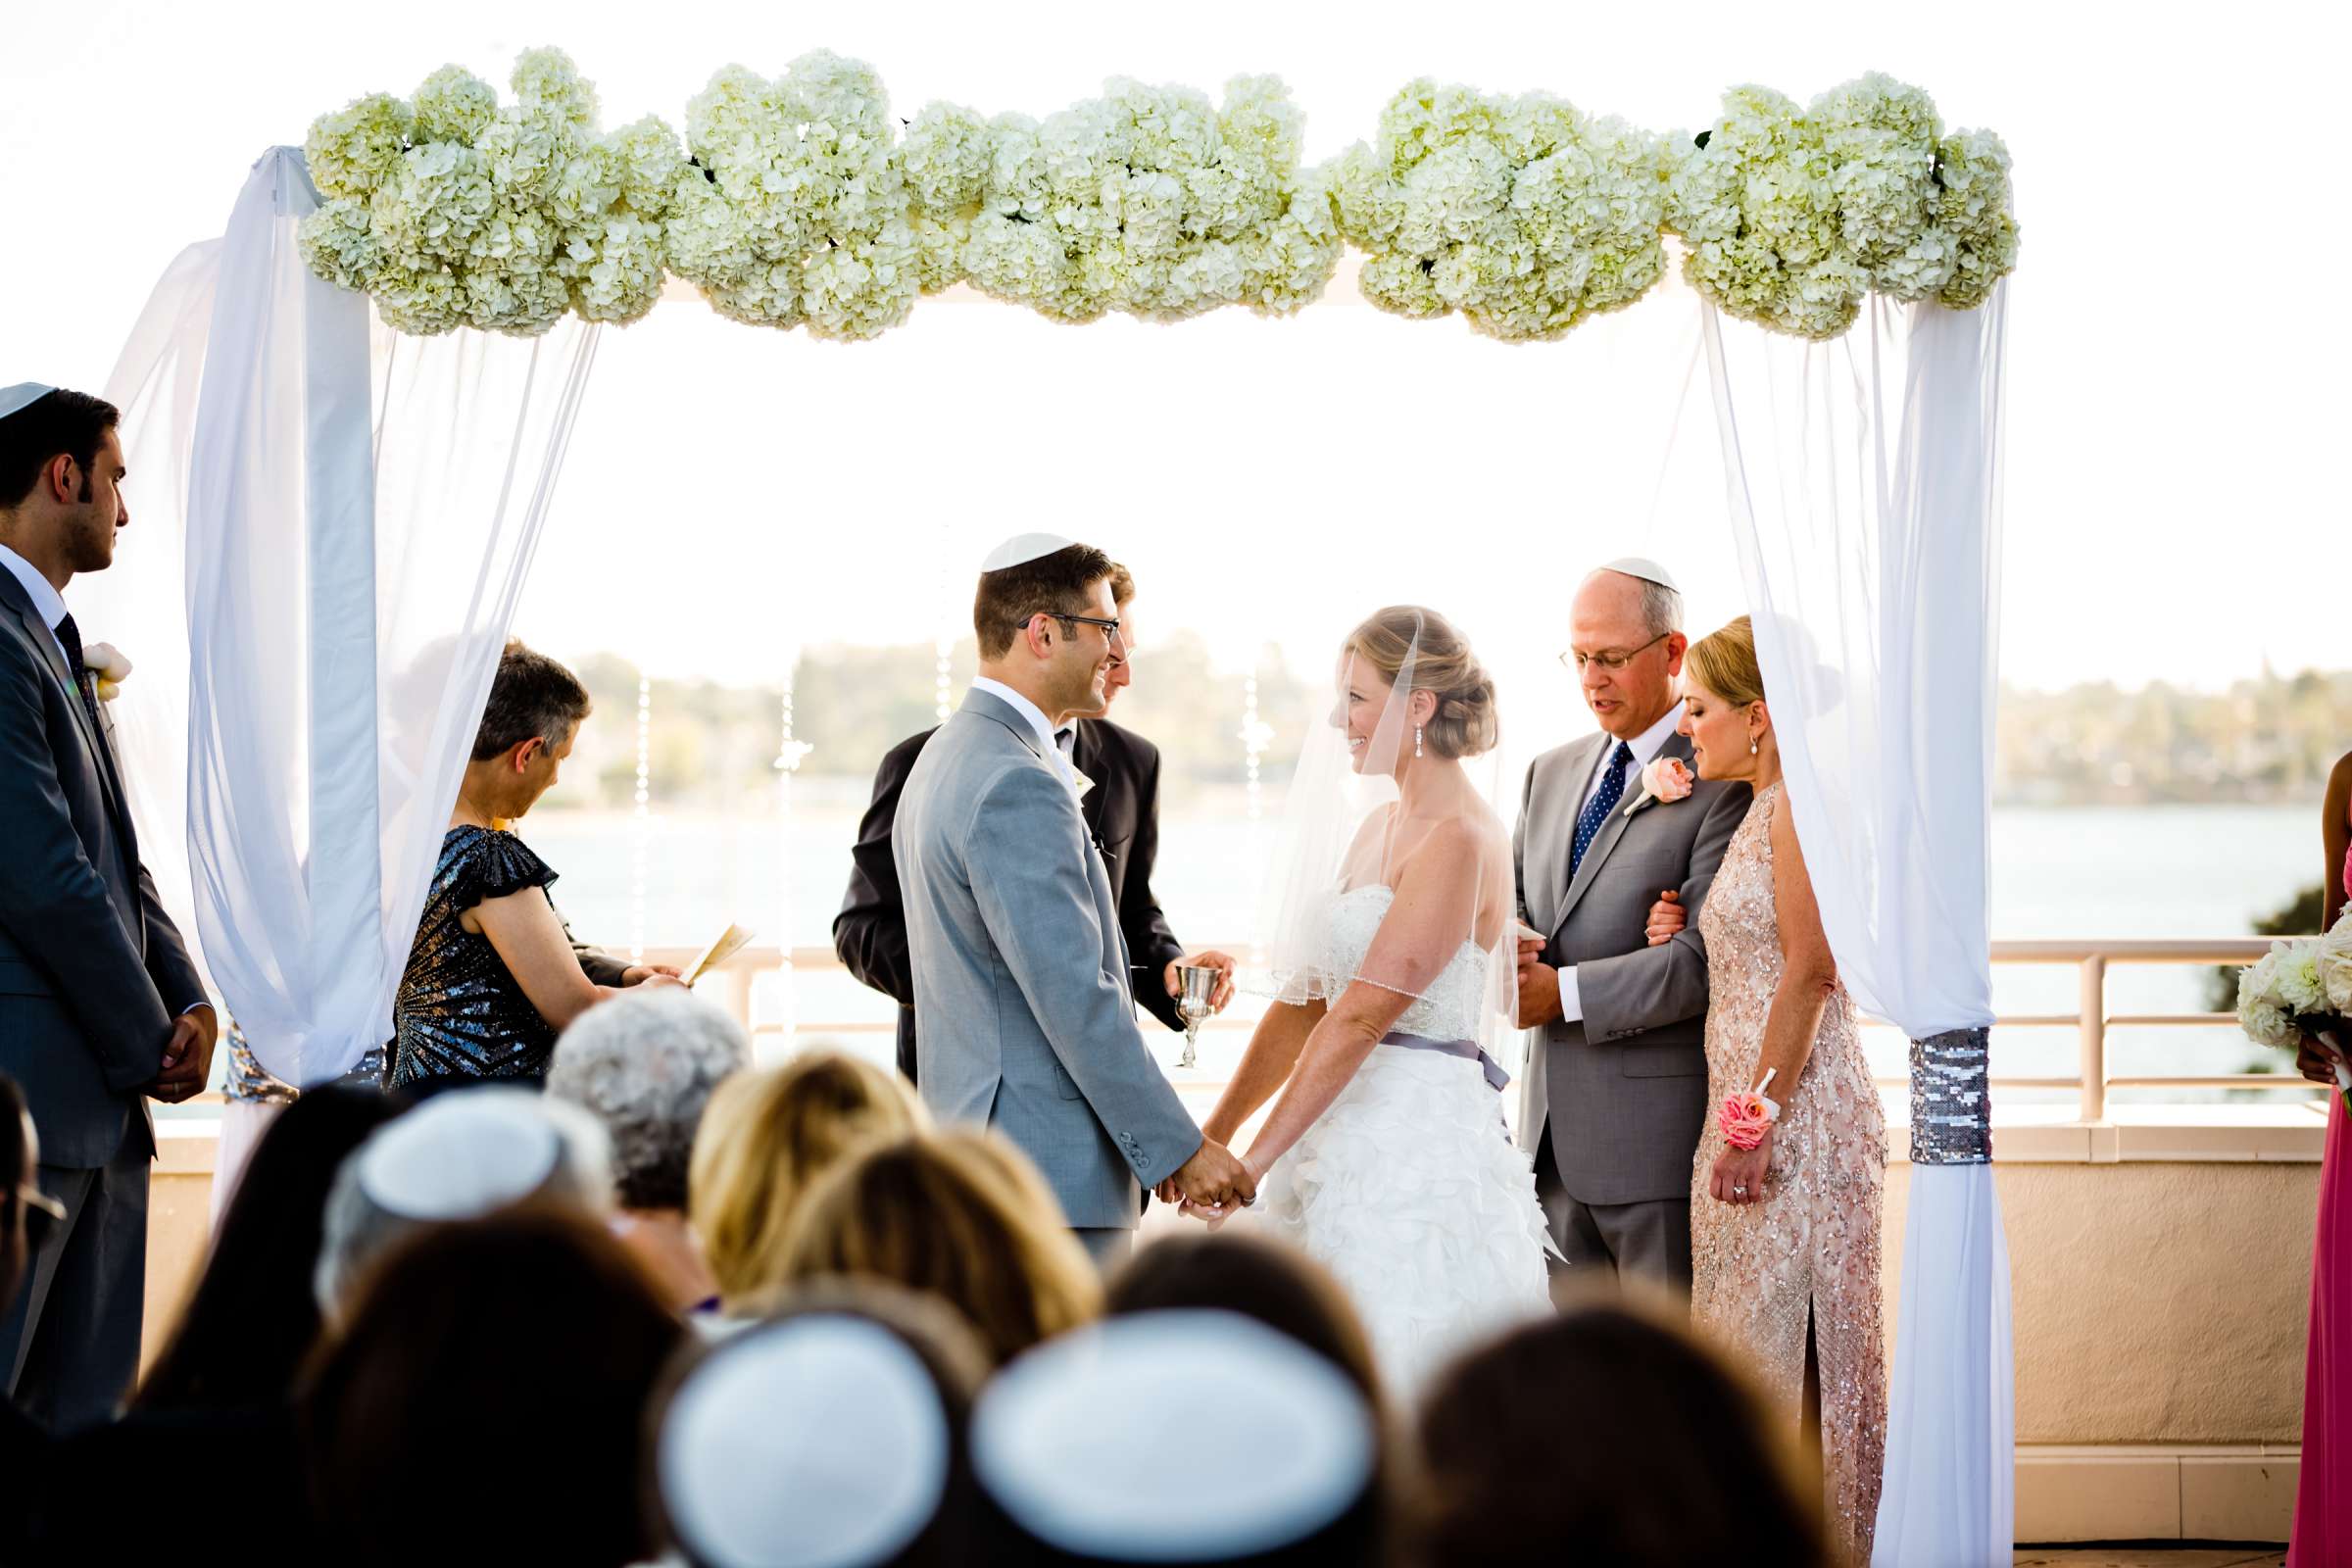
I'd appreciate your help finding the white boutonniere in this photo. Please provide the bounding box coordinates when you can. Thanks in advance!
[82,642,132,703]
[1623,756,1694,819]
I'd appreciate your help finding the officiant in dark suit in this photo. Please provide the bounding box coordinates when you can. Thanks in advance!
[834,552,1234,1084]
[0,386,215,1433]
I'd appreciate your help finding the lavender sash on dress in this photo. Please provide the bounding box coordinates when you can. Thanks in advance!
[1381,1030,1510,1093]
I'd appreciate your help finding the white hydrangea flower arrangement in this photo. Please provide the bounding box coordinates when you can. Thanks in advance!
[1327,80,1675,342]
[300,50,683,336]
[2237,919,2352,1112]
[1666,73,2019,341]
[662,50,919,341]
[907,75,1341,324]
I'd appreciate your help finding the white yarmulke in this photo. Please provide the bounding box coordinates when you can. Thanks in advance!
[0,383,57,422]
[973,1310,1374,1562]
[979,532,1077,573]
[1596,556,1681,594]
[355,1090,563,1219]
[662,1314,951,1568]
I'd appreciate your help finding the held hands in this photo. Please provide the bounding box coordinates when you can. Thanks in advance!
[1165,950,1238,1012]
[147,1004,220,1105]
[1514,936,1562,1027]
[1644,892,1686,947]
[1708,1126,1772,1206]
[1157,1138,1256,1219]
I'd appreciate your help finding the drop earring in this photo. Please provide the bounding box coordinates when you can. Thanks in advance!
[1414,724,1424,759]
[1748,735,1759,756]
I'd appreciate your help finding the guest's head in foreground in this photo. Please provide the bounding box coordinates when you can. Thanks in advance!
[313,1087,612,1315]
[1679,614,1776,785]
[688,1050,926,1311]
[302,1206,683,1568]
[775,1129,1100,1367]
[457,638,592,826]
[651,1282,993,1568]
[1,1072,54,1317]
[1416,1302,1825,1567]
[550,990,749,1311]
[974,1310,1385,1566]
[0,385,128,582]
[1105,1231,1383,1410]
[972,534,1123,727]
[1567,558,1688,741]
[135,1085,407,1413]
[1338,604,1499,777]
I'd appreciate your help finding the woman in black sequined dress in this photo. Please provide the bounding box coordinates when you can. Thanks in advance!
[390,642,681,1095]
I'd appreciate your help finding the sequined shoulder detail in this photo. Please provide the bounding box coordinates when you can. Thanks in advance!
[446,826,557,909]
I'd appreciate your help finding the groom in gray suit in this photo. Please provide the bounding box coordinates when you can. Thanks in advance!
[1514,560,1748,1295]
[896,535,1252,1263]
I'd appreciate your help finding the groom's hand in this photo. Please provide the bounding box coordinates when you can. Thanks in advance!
[1164,951,1238,1012]
[1515,951,1563,1028]
[1172,1139,1255,1210]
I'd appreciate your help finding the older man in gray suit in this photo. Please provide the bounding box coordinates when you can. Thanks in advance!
[1514,560,1748,1295]
[0,386,213,1430]
[896,534,1252,1263]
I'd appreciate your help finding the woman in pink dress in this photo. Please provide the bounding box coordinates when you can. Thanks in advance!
[2290,749,2352,1565]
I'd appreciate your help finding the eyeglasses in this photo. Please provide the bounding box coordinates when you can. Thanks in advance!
[13,1182,65,1251]
[1559,632,1670,674]
[1033,612,1127,653]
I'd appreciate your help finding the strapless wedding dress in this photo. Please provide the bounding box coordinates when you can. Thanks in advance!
[1245,885,1551,1394]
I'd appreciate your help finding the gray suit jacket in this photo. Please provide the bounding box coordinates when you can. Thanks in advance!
[894,689,1201,1230]
[1514,730,1749,1205]
[0,570,204,1169]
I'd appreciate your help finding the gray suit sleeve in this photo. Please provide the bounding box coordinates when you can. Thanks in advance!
[963,764,1201,1187]
[0,637,172,1090]
[1574,782,1749,1044]
[1513,756,1538,925]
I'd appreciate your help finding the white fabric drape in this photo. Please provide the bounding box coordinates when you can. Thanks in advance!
[86,146,598,1088]
[1702,288,2015,1565]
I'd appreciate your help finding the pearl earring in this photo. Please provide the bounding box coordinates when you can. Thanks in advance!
[1748,736,1759,756]
[1414,724,1424,759]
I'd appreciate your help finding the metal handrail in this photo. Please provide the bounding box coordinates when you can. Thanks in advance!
[657,936,2286,1123]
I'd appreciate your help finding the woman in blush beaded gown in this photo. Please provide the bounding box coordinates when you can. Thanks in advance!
[2289,748,2352,1566]
[1646,616,1886,1565]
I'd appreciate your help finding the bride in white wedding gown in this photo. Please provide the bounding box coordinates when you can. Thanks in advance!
[1181,607,1550,1393]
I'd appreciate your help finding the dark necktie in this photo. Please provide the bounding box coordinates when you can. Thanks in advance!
[1570,741,1636,876]
[54,612,104,735]
[1054,726,1076,760]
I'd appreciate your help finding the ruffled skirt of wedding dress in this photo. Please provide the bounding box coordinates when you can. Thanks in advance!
[1244,1046,1551,1396]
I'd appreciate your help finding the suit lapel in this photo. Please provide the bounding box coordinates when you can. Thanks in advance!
[9,597,126,812]
[1544,735,1605,930]
[1551,730,1693,940]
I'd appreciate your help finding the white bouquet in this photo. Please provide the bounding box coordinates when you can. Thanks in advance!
[2236,911,2352,1112]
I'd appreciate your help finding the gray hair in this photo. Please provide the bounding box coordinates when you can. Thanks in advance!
[313,1090,614,1316]
[547,990,750,1212]
[1637,579,1684,641]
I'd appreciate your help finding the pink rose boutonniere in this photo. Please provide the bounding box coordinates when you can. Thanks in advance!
[1623,756,1694,819]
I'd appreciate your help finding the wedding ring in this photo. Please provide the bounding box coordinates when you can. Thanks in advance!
[1732,1184,1747,1197]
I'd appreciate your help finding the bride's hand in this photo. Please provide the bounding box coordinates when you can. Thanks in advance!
[1708,1134,1771,1206]
[1644,891,1686,947]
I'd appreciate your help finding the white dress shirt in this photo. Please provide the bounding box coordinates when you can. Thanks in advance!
[970,677,1083,795]
[1555,700,1687,1023]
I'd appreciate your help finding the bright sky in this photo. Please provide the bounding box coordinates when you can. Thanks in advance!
[5,0,2343,728]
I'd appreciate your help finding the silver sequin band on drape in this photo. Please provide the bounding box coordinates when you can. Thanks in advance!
[1908,1026,1992,1165]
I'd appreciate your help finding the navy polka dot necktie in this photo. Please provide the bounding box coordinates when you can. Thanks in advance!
[1570,741,1636,876]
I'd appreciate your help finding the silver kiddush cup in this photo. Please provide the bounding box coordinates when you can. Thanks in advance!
[1176,964,1218,1070]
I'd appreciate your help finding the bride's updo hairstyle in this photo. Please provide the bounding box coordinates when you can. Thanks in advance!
[1346,607,1499,760]
[1684,615,1767,710]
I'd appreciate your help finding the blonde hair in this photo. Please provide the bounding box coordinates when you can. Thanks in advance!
[773,1129,1102,1366]
[1346,605,1499,760]
[686,1052,926,1305]
[1685,615,1767,710]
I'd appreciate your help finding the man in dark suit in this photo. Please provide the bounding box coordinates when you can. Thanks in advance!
[835,562,1234,1083]
[0,386,215,1431]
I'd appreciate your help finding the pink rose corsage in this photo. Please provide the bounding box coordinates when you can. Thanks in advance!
[1717,1068,1781,1151]
[1625,756,1694,817]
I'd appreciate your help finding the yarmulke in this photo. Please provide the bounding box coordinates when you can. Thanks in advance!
[979,532,1077,572]
[0,383,57,422]
[973,1310,1374,1562]
[661,1314,951,1568]
[1596,556,1681,593]
[354,1090,563,1219]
